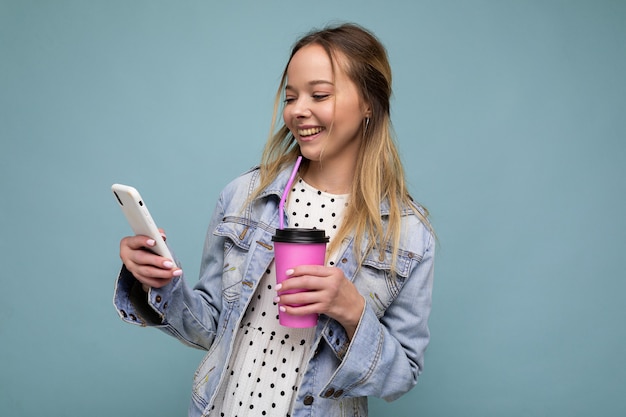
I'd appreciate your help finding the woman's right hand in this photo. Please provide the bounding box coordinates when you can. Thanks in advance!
[119,232,182,289]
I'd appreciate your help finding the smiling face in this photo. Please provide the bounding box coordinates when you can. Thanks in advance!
[283,44,370,168]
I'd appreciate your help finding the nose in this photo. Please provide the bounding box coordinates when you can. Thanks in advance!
[290,98,311,118]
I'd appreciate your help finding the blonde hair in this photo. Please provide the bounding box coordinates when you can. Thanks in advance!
[255,23,431,273]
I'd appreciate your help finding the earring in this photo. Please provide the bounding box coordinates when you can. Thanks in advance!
[364,117,370,134]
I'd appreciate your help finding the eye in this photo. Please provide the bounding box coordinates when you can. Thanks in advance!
[284,97,296,104]
[312,94,330,101]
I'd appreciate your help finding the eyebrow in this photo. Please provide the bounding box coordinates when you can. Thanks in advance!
[285,80,334,90]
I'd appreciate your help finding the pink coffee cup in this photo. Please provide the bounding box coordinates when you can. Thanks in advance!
[272,228,329,328]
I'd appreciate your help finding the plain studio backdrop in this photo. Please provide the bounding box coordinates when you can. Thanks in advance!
[1,1,625,416]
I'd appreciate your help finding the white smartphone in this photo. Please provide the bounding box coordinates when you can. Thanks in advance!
[111,183,176,264]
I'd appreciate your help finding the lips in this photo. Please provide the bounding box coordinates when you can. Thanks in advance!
[298,127,324,137]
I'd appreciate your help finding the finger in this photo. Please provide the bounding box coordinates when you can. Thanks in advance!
[288,264,329,277]
[279,301,321,317]
[121,235,156,251]
[276,290,320,308]
[130,265,182,288]
[277,275,320,293]
[121,238,176,269]
[130,248,174,269]
[121,246,182,281]
[132,261,178,277]
[278,266,341,292]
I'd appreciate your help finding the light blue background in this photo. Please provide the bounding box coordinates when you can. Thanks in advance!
[1,1,625,416]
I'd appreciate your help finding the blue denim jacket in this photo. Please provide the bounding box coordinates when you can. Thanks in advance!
[114,166,435,417]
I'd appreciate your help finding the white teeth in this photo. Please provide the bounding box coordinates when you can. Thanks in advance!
[298,127,323,137]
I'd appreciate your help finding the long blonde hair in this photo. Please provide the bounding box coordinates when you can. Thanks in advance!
[254,23,431,273]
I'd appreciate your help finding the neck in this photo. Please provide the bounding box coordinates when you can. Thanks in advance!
[302,159,355,194]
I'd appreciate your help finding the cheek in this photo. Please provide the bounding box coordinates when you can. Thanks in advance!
[334,102,362,132]
[319,106,335,124]
[283,108,300,130]
[282,109,296,135]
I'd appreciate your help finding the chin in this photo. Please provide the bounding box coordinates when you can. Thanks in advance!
[297,146,323,162]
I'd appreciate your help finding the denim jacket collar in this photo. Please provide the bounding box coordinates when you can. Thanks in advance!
[251,164,417,218]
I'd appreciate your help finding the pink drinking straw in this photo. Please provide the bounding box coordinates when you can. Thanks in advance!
[279,156,303,229]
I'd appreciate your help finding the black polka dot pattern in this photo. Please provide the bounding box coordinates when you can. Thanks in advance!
[289,179,347,232]
[211,178,348,416]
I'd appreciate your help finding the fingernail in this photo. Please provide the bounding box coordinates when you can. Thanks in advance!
[275,283,282,291]
[173,269,183,277]
[146,239,156,246]
[273,296,280,303]
[163,261,174,268]
[279,306,287,312]
[285,269,294,276]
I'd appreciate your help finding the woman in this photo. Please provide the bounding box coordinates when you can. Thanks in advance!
[115,23,435,417]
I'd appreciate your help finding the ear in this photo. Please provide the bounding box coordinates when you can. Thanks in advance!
[362,102,372,118]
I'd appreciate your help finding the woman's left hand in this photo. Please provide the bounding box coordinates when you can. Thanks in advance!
[275,265,365,339]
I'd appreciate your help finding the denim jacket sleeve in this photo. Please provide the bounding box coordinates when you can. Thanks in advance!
[112,194,228,351]
[313,215,435,402]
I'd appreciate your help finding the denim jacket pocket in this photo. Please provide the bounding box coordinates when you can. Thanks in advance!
[214,216,256,302]
[357,246,420,318]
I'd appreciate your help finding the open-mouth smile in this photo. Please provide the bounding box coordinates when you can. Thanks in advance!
[298,127,324,138]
